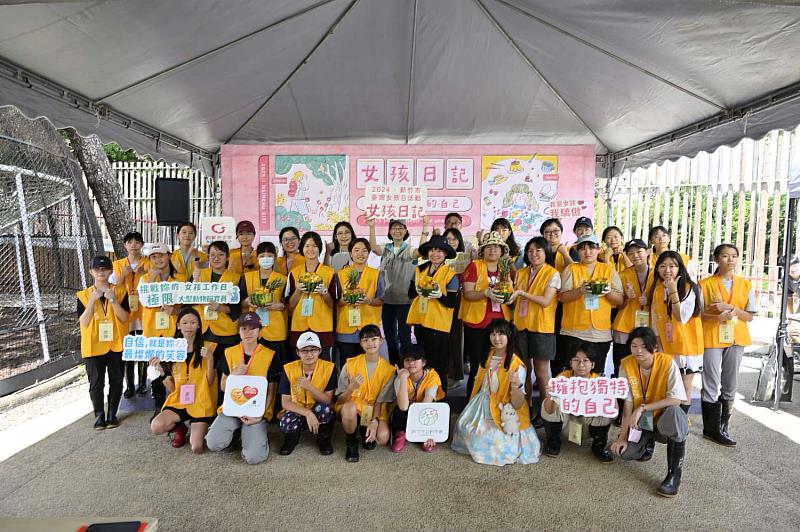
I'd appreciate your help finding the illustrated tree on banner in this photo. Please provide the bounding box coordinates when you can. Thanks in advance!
[274,155,348,230]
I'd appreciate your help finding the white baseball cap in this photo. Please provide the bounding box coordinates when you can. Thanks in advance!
[148,243,170,255]
[297,331,321,349]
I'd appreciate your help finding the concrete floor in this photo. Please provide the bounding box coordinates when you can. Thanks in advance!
[1,352,799,531]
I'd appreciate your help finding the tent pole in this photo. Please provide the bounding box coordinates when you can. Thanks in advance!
[775,195,796,409]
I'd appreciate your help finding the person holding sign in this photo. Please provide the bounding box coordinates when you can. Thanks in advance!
[206,313,281,464]
[541,346,614,461]
[288,232,337,361]
[171,222,207,282]
[228,220,258,275]
[452,319,540,465]
[610,327,689,497]
[335,238,385,362]
[194,240,242,366]
[648,251,703,415]
[699,244,755,446]
[612,239,654,374]
[368,217,423,366]
[407,235,459,395]
[277,332,337,456]
[150,308,218,452]
[138,243,180,416]
[461,231,516,395]
[240,241,288,362]
[557,234,624,376]
[540,218,574,273]
[111,231,149,399]
[336,325,396,462]
[390,344,444,453]
[275,226,304,276]
[510,237,560,428]
[77,255,130,430]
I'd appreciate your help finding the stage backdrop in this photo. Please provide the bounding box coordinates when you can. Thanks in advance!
[220,145,595,241]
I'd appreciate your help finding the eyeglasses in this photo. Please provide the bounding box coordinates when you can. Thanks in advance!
[299,347,320,354]
[208,253,227,259]
[570,358,592,365]
[282,236,299,243]
[543,230,562,235]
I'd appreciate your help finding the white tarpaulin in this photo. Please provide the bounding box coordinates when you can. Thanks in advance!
[0,0,799,173]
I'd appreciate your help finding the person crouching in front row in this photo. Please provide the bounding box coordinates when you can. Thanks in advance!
[277,332,337,456]
[541,344,614,462]
[610,326,689,497]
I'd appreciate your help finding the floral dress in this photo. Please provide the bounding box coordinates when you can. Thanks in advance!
[451,355,540,465]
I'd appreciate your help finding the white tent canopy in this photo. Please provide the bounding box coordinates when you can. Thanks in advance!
[1,0,799,175]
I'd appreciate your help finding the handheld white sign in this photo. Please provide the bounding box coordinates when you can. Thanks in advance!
[222,375,268,418]
[201,216,237,245]
[405,402,450,443]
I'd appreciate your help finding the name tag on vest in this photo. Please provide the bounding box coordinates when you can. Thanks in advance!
[98,321,114,342]
[634,310,649,328]
[155,311,170,330]
[256,307,270,327]
[129,294,139,312]
[348,307,361,327]
[719,320,734,344]
[179,384,196,405]
[300,297,314,317]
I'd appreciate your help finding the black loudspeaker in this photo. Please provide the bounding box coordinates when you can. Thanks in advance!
[155,178,190,226]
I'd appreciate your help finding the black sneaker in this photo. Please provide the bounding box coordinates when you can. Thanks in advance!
[123,388,135,399]
[106,415,120,429]
[94,414,107,431]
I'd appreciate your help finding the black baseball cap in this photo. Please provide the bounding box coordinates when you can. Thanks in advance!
[623,238,648,252]
[90,255,113,269]
[573,216,593,230]
[238,312,262,329]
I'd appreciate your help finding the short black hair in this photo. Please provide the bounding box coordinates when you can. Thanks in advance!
[573,342,597,363]
[256,241,277,256]
[627,327,658,353]
[299,231,323,255]
[348,237,371,254]
[444,212,462,222]
[359,324,382,339]
[123,231,144,244]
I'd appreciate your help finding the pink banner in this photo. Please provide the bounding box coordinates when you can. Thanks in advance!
[220,144,595,241]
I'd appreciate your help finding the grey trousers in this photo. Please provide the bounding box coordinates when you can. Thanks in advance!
[620,405,688,461]
[701,345,744,402]
[206,414,269,465]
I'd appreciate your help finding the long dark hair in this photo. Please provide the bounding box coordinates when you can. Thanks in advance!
[442,227,465,253]
[483,319,517,370]
[491,218,520,258]
[278,227,301,255]
[174,307,204,368]
[331,221,357,255]
[523,236,554,267]
[648,251,700,318]
[627,326,658,353]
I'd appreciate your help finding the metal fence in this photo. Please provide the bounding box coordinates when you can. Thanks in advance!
[87,161,220,248]
[0,112,103,383]
[597,126,800,316]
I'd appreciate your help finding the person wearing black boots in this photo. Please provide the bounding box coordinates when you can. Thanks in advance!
[610,327,689,497]
[541,345,614,462]
[277,332,337,456]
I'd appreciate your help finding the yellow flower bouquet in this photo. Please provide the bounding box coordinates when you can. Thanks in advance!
[299,272,323,294]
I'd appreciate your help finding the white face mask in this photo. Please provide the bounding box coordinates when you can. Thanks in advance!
[258,257,275,269]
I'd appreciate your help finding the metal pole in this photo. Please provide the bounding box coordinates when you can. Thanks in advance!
[15,171,50,362]
[12,224,27,308]
[70,193,87,285]
[774,195,796,409]
[605,154,613,227]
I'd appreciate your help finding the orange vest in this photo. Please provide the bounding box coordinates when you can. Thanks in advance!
[699,275,752,348]
[406,264,457,333]
[162,344,218,418]
[470,350,531,431]
[76,284,129,357]
[561,262,615,331]
[512,264,558,333]
[112,256,149,323]
[243,270,288,342]
[289,263,335,333]
[599,249,627,274]
[275,254,304,277]
[650,251,690,270]
[459,260,513,325]
[621,352,672,423]
[171,249,208,282]
[402,368,445,402]
[336,266,382,334]
[194,268,241,337]
[336,354,396,420]
[612,266,655,333]
[219,343,277,419]
[229,248,258,275]
[282,359,335,411]
[554,251,568,273]
[650,280,703,356]
[140,271,178,338]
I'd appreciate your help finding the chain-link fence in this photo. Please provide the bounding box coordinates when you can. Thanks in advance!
[0,107,103,384]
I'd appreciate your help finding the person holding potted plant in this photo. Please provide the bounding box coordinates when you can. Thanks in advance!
[240,241,288,363]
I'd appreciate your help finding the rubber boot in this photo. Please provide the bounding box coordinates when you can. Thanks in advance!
[106,393,121,429]
[136,361,148,395]
[345,431,360,462]
[638,438,655,462]
[317,422,334,455]
[360,425,376,450]
[719,399,737,445]
[701,401,735,446]
[93,412,107,431]
[530,395,544,429]
[123,362,135,399]
[279,432,300,455]
[543,421,562,457]
[658,439,685,497]
[589,424,613,463]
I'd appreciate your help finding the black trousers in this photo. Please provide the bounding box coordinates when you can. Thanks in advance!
[391,406,409,433]
[85,351,123,416]
[464,326,488,396]
[415,325,450,396]
[555,335,611,376]
[612,341,631,377]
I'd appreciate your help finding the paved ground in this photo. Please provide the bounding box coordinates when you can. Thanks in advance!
[1,318,799,531]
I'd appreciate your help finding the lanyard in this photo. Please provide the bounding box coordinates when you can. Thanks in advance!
[241,344,258,374]
[716,276,734,305]
[95,287,110,319]
[638,367,650,403]
[637,266,650,310]
[301,361,316,405]
[126,257,139,289]
[527,265,543,292]
[409,369,427,402]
